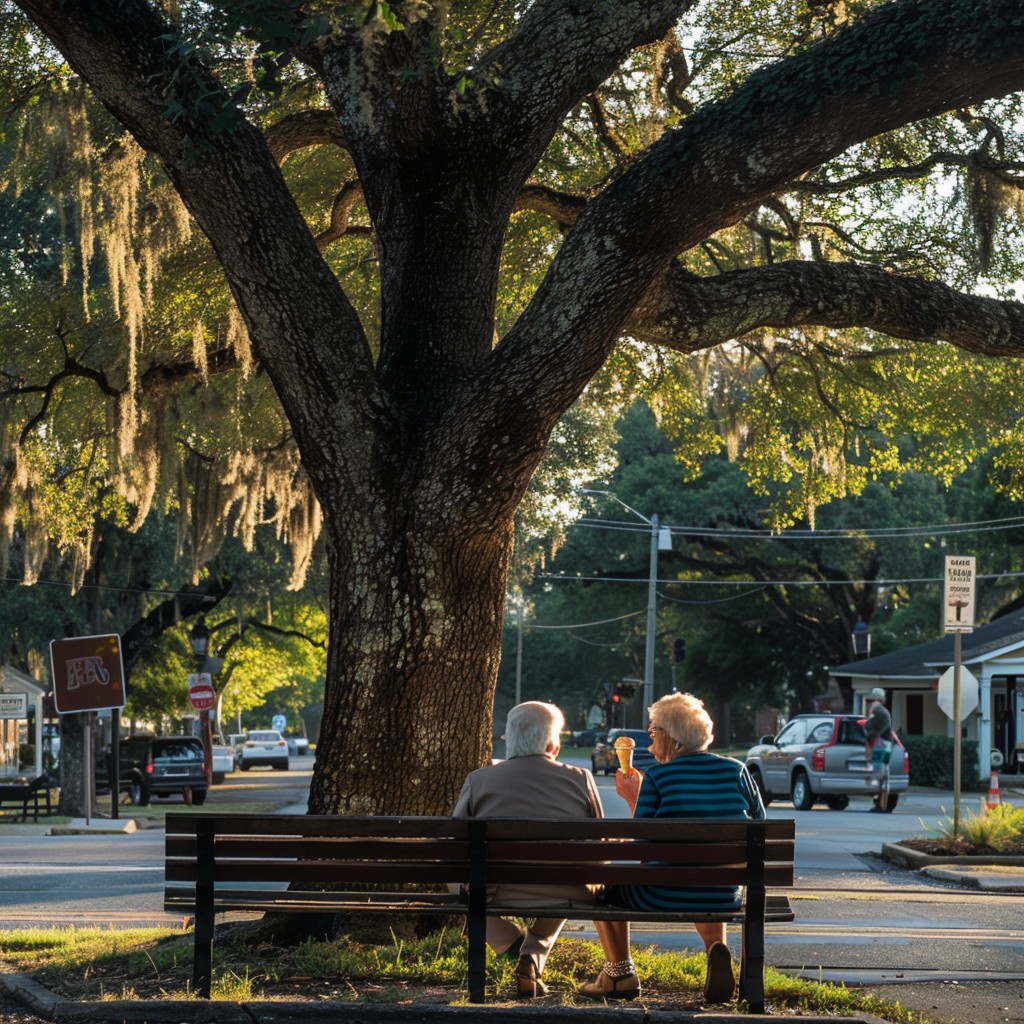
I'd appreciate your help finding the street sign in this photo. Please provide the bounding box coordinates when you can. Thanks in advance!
[0,693,28,719]
[271,713,287,733]
[188,673,217,711]
[49,634,127,714]
[936,664,979,720]
[943,555,976,633]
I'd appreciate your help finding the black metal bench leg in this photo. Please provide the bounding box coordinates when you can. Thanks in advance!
[466,819,488,1002]
[193,823,215,999]
[739,917,766,1013]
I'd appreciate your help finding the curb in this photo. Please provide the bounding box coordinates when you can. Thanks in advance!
[881,842,1024,869]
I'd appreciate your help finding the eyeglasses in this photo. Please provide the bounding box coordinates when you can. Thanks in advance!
[648,724,665,734]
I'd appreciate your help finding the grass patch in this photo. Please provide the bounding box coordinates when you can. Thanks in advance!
[0,924,934,1019]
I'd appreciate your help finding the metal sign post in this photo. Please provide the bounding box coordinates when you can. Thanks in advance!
[50,634,127,823]
[942,556,976,836]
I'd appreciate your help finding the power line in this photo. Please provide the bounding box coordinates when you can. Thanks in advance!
[536,570,1024,587]
[1,575,181,597]
[576,514,1024,541]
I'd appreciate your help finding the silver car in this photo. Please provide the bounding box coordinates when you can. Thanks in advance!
[745,714,909,811]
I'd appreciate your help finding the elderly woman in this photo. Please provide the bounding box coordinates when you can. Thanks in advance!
[453,701,603,998]
[578,692,765,1004]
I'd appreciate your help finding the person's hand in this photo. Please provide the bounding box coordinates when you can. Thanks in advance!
[615,767,642,813]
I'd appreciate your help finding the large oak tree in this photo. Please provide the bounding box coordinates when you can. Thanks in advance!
[8,0,1024,814]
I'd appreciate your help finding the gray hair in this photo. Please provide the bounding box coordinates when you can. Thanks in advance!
[504,701,564,758]
[650,691,713,754]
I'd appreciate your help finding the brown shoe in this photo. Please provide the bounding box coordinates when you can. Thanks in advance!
[515,955,548,999]
[703,942,735,1003]
[577,969,640,1001]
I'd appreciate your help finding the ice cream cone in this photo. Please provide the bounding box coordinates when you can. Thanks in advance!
[613,735,635,774]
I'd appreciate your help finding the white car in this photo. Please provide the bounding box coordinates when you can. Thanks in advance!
[210,736,234,784]
[285,734,310,756]
[239,730,290,771]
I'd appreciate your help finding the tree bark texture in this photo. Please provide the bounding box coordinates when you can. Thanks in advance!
[12,0,1024,813]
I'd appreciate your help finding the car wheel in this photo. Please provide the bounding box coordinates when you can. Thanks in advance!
[748,767,772,806]
[191,788,208,806]
[129,780,149,807]
[240,763,250,771]
[881,794,898,812]
[274,762,289,771]
[791,771,815,811]
[826,795,850,810]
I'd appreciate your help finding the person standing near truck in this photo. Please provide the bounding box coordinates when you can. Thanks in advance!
[864,687,895,813]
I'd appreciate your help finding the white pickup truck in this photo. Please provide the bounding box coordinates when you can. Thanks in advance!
[211,736,235,784]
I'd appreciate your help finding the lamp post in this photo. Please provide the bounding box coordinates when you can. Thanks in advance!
[580,489,672,726]
[190,622,214,788]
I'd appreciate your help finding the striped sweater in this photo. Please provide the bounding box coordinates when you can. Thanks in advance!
[611,751,766,912]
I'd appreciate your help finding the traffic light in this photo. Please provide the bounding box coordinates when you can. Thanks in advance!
[671,637,687,664]
[617,679,638,701]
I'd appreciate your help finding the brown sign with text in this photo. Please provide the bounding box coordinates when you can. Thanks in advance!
[49,634,127,714]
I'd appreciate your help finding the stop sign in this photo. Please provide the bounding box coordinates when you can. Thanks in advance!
[936,665,978,720]
[188,672,217,711]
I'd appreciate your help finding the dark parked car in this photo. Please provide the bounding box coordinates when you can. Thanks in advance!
[591,728,657,776]
[744,713,909,811]
[98,735,209,807]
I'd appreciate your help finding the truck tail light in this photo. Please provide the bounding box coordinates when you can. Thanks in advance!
[812,745,827,772]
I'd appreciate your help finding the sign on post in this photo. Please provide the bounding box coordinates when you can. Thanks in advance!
[49,634,126,714]
[0,693,28,719]
[936,664,979,720]
[188,673,217,711]
[943,556,976,633]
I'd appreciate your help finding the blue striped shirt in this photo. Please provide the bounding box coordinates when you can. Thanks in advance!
[613,752,766,912]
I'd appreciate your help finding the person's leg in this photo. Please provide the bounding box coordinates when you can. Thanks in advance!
[578,920,640,1000]
[879,762,890,811]
[485,916,526,955]
[514,917,565,998]
[695,921,734,1002]
[694,921,726,950]
[518,917,564,976]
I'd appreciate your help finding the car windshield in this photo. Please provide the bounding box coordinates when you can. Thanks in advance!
[154,743,202,762]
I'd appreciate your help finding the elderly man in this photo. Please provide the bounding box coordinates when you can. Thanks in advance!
[452,701,603,998]
[864,687,894,812]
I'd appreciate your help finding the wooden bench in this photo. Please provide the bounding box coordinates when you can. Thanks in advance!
[0,776,54,822]
[164,813,795,1011]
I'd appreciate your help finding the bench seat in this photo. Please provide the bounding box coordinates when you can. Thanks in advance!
[164,813,795,1010]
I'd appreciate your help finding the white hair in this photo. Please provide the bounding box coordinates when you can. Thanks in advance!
[504,701,564,758]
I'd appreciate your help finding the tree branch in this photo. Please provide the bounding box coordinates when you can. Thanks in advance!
[477,0,1024,435]
[631,260,1024,357]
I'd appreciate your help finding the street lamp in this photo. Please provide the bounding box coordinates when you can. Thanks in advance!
[851,617,871,660]
[580,489,673,725]
[190,621,209,660]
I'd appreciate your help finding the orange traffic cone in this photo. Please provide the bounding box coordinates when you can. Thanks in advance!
[987,771,1001,809]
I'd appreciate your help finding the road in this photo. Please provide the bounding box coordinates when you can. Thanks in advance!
[1,756,1022,989]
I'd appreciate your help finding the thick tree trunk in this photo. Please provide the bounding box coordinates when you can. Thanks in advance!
[308,499,515,815]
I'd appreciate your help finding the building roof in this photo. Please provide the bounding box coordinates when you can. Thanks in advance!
[829,606,1024,682]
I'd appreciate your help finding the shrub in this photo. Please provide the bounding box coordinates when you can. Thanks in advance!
[901,735,984,790]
